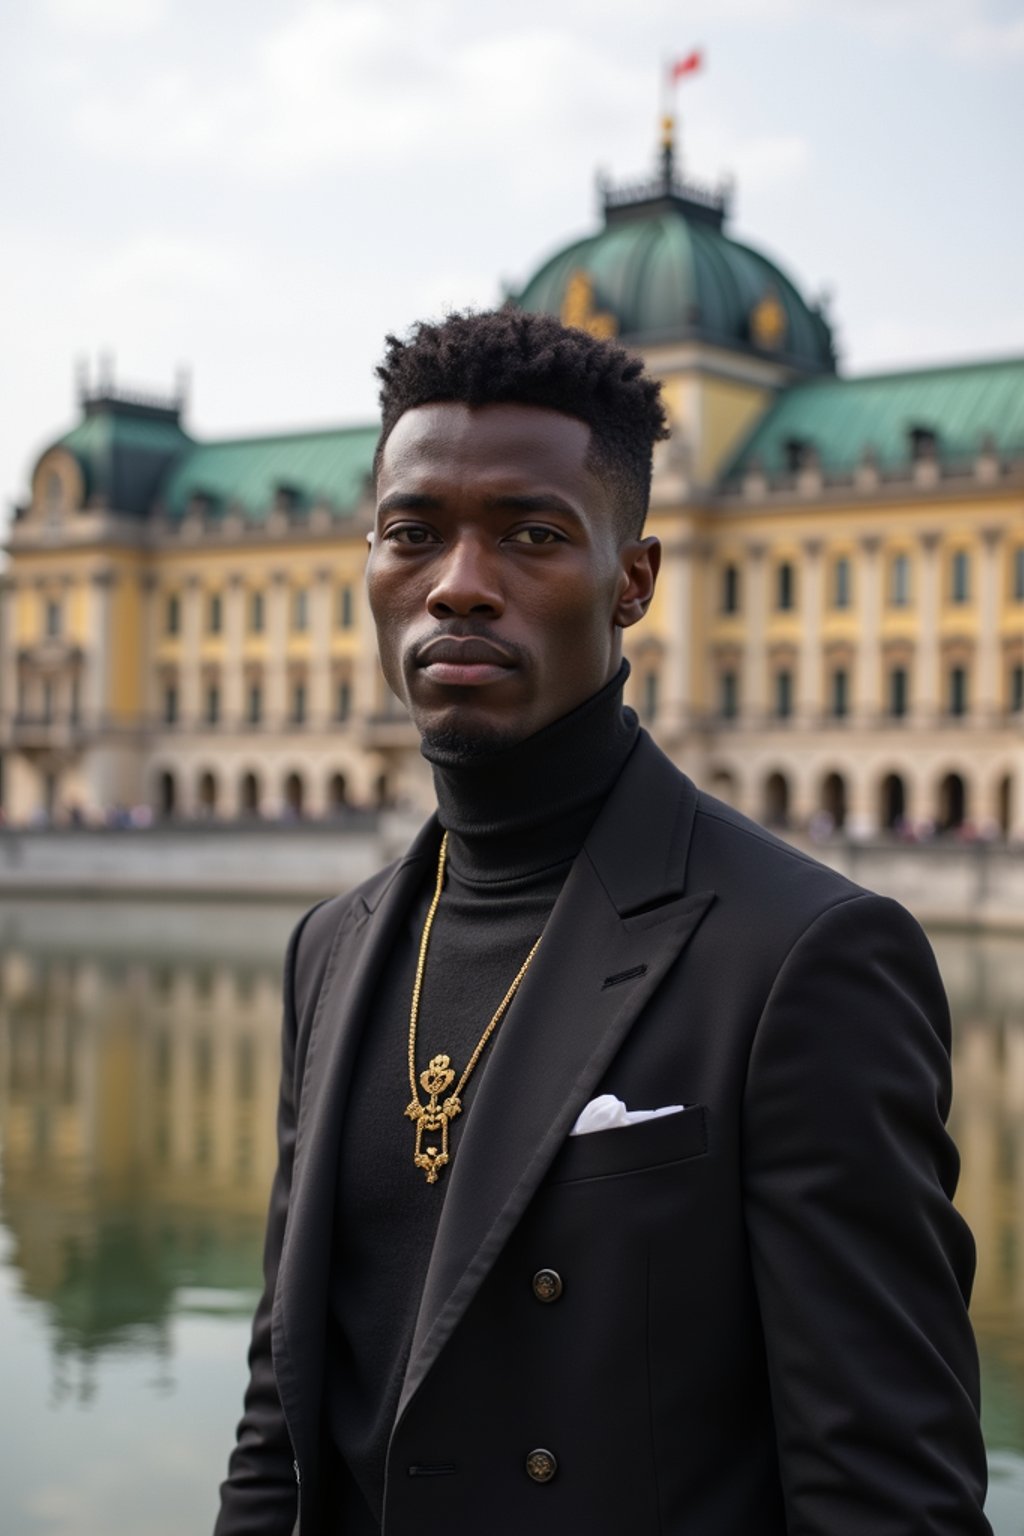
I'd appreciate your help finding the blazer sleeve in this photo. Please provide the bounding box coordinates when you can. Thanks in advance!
[213,913,308,1536]
[742,891,991,1535]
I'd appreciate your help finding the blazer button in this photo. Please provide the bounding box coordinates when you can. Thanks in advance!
[525,1448,558,1483]
[531,1268,563,1303]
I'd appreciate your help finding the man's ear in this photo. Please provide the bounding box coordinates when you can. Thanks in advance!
[614,536,661,629]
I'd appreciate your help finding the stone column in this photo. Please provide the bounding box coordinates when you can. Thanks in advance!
[223,574,246,726]
[854,536,882,722]
[266,572,289,727]
[977,527,1003,721]
[356,559,381,721]
[656,537,694,740]
[180,574,202,725]
[86,569,116,727]
[798,538,823,724]
[138,572,160,725]
[742,542,767,725]
[914,532,941,722]
[310,569,333,728]
[0,577,17,729]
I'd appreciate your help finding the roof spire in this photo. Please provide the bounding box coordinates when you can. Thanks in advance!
[659,112,677,189]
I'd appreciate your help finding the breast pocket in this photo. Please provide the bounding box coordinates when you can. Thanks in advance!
[544,1104,708,1185]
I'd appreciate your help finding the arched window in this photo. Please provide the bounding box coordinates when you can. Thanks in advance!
[156,770,177,819]
[820,771,847,831]
[240,771,261,817]
[197,770,218,816]
[938,772,967,832]
[283,772,305,818]
[763,771,790,828]
[879,773,906,832]
[328,773,348,813]
[998,774,1013,838]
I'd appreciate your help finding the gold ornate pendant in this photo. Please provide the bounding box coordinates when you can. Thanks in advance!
[405,1054,463,1183]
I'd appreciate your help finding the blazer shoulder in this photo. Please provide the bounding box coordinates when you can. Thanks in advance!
[287,842,428,1024]
[689,785,874,927]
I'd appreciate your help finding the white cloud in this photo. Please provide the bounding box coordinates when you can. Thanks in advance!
[45,0,167,34]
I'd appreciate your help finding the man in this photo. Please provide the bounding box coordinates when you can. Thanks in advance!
[216,310,990,1534]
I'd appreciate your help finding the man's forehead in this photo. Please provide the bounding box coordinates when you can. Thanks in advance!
[378,401,593,483]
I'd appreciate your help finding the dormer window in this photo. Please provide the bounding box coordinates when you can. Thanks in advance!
[784,438,812,473]
[909,426,938,461]
[275,483,301,514]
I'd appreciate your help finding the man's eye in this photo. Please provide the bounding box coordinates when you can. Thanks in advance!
[383,525,436,545]
[507,527,563,546]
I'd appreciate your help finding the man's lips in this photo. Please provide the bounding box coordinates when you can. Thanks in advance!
[414,635,518,687]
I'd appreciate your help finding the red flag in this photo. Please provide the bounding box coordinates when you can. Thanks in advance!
[670,50,703,81]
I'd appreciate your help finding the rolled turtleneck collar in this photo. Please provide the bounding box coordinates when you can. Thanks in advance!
[423,660,638,884]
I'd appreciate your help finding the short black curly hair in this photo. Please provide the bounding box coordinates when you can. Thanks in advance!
[374,308,669,540]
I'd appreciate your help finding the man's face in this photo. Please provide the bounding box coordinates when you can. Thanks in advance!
[367,401,660,753]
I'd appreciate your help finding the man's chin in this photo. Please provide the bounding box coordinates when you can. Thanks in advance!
[417,715,526,766]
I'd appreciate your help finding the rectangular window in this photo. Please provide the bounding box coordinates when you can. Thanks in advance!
[951,550,970,604]
[642,671,658,723]
[208,593,222,634]
[831,668,849,718]
[166,594,180,636]
[722,564,739,615]
[890,553,910,607]
[249,590,265,634]
[247,682,262,725]
[776,562,795,612]
[42,680,54,723]
[291,681,306,724]
[720,670,738,719]
[205,684,220,725]
[1014,549,1024,603]
[164,684,178,725]
[1011,664,1024,713]
[292,589,308,632]
[44,598,61,637]
[775,669,793,719]
[339,585,354,629]
[336,677,352,722]
[832,558,851,610]
[889,666,908,718]
[949,665,968,716]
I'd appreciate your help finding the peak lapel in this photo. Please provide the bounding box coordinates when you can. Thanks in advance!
[397,736,714,1421]
[272,820,440,1471]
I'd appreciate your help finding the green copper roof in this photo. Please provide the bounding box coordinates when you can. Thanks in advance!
[515,199,834,374]
[723,356,1024,481]
[59,400,193,515]
[159,423,379,520]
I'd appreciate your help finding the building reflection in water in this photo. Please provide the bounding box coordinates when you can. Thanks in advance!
[937,931,1024,1454]
[0,900,298,1397]
[0,904,1021,1457]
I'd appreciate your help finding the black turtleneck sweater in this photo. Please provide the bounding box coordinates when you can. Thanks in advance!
[323,665,638,1530]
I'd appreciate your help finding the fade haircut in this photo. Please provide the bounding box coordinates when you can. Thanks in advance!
[373,308,669,540]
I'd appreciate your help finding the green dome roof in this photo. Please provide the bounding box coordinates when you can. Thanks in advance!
[514,160,835,375]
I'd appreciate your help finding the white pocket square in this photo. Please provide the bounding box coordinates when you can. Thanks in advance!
[570,1093,687,1136]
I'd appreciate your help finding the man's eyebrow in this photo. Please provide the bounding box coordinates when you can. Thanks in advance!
[375,490,584,522]
[481,492,583,520]
[376,492,441,517]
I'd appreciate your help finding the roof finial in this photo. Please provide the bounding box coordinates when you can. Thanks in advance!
[660,113,676,189]
[660,50,703,192]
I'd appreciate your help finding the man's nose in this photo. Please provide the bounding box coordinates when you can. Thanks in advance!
[426,536,504,618]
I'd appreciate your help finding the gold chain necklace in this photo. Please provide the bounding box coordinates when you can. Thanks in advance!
[405,832,542,1184]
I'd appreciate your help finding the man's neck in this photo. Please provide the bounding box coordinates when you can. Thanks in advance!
[423,662,638,884]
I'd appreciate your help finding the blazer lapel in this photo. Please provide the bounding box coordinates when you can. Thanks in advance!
[396,735,714,1421]
[272,819,441,1474]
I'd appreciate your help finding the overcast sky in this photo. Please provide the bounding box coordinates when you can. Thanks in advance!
[1,0,1021,522]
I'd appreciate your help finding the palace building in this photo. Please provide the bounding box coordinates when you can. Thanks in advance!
[4,125,1024,835]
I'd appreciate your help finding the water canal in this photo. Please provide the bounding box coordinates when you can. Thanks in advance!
[0,898,1022,1533]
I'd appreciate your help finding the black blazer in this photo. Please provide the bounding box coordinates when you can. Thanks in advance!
[215,732,990,1535]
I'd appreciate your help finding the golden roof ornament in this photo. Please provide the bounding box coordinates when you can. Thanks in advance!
[751,288,787,351]
[561,270,617,339]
